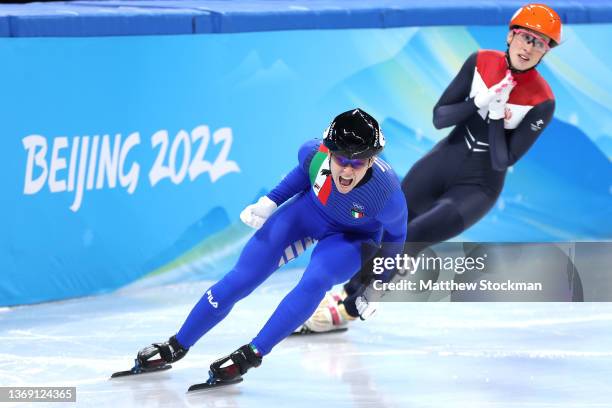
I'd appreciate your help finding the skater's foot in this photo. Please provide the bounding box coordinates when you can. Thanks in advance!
[210,343,262,381]
[137,335,189,369]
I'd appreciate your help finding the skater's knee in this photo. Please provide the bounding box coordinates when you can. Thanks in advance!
[408,199,465,243]
[222,266,269,296]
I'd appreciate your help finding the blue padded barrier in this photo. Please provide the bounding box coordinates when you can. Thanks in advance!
[0,1,611,37]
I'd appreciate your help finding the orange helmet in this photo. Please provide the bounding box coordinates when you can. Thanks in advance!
[510,4,562,46]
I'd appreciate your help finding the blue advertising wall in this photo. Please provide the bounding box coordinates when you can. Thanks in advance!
[1,1,611,306]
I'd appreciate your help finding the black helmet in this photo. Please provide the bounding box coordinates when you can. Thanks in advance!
[323,108,385,159]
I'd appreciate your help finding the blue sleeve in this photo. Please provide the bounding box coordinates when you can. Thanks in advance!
[266,140,318,206]
[376,188,408,258]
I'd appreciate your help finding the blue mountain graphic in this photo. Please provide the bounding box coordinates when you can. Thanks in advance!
[142,206,231,274]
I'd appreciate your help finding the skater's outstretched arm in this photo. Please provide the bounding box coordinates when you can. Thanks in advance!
[488,99,555,171]
[432,52,479,129]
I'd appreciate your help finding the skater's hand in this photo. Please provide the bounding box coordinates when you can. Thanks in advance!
[354,294,378,320]
[344,284,380,320]
[488,75,517,120]
[240,196,277,229]
[474,70,515,110]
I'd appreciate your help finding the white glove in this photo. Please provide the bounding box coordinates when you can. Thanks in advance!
[240,196,277,229]
[488,76,517,120]
[355,292,379,320]
[474,70,515,110]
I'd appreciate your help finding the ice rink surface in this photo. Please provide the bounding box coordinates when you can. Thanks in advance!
[1,269,611,408]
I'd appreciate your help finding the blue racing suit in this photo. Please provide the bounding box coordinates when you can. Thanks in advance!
[176,139,407,355]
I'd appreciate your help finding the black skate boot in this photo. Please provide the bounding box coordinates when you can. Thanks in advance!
[187,344,262,392]
[111,335,189,378]
[137,335,189,368]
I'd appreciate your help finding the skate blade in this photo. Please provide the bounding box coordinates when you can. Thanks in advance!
[110,364,172,378]
[188,377,243,392]
[290,327,348,336]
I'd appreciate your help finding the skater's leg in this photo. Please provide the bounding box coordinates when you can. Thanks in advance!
[406,184,497,253]
[176,197,314,348]
[251,233,365,355]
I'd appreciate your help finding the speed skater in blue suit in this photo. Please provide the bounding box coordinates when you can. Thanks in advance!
[133,109,407,384]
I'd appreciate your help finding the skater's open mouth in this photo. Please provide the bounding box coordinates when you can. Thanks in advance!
[518,53,530,62]
[339,176,353,187]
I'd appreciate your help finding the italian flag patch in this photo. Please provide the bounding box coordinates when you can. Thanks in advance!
[309,144,332,205]
[351,209,365,219]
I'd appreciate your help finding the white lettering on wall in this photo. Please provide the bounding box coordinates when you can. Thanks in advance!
[22,124,240,212]
[23,135,48,195]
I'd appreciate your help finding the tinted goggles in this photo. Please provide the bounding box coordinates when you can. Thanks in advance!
[513,28,551,52]
[331,154,370,169]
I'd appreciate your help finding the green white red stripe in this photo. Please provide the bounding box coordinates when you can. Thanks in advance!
[309,144,332,205]
[351,209,365,219]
